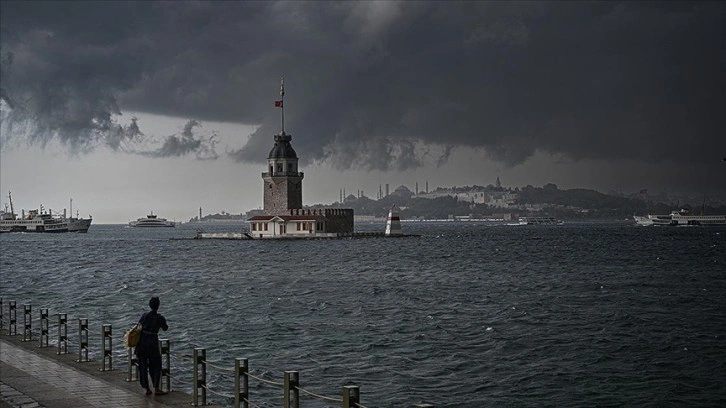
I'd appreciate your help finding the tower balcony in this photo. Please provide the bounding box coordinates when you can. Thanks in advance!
[262,171,304,178]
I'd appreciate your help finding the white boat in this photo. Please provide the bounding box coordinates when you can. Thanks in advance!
[633,209,726,226]
[129,212,176,227]
[1,209,69,233]
[517,216,563,225]
[0,192,92,233]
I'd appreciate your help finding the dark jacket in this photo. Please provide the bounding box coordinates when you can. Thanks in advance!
[135,310,168,356]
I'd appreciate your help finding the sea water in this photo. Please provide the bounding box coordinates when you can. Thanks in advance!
[1,222,725,407]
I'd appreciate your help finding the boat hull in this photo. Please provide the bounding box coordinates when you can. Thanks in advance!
[67,218,93,233]
[0,220,69,233]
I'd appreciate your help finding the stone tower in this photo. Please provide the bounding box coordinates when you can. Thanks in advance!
[262,78,304,215]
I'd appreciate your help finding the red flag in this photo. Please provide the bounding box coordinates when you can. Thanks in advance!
[639,189,648,194]
[274,100,283,107]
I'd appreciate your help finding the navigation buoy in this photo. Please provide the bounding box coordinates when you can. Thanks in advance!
[385,206,403,236]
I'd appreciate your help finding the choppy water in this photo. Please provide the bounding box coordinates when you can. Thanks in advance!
[1,222,725,407]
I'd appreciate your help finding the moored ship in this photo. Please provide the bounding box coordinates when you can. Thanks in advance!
[129,212,176,227]
[633,209,726,226]
[0,192,93,233]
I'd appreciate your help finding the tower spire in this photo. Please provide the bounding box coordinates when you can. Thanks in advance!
[280,77,285,134]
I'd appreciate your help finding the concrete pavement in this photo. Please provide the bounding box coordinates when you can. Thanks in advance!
[0,331,221,408]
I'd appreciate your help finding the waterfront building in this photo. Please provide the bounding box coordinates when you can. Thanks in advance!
[248,79,354,238]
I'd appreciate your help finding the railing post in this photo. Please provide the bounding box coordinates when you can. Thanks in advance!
[21,304,32,341]
[283,371,299,408]
[0,297,3,332]
[57,313,68,354]
[9,301,17,335]
[234,358,249,408]
[342,385,360,408]
[39,308,49,347]
[193,347,207,406]
[126,346,139,382]
[100,324,112,371]
[159,339,171,392]
[77,318,89,362]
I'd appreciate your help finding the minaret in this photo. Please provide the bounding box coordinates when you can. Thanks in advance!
[262,78,304,215]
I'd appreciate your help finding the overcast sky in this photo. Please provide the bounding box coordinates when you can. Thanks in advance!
[1,1,725,223]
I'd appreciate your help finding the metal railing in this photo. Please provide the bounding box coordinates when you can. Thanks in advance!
[100,324,112,371]
[0,299,435,407]
[57,313,68,354]
[39,308,49,348]
[189,348,371,408]
[77,318,89,362]
[126,345,139,382]
[22,304,31,341]
[9,300,17,335]
[160,338,171,392]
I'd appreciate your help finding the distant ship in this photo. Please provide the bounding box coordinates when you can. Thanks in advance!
[633,209,726,226]
[516,216,564,225]
[1,209,69,233]
[0,192,92,233]
[129,212,176,227]
[65,197,92,232]
[67,216,93,233]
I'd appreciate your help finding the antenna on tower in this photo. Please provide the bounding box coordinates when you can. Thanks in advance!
[274,78,286,134]
[280,77,285,134]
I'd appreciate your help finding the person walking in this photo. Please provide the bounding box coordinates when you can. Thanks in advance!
[136,296,169,396]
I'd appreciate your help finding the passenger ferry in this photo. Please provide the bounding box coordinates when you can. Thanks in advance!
[633,209,726,226]
[1,209,69,233]
[129,212,176,227]
[0,192,92,233]
[517,216,564,225]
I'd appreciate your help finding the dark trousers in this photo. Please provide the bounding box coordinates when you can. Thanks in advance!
[138,352,162,390]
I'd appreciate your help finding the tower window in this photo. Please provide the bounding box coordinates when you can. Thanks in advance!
[277,164,282,172]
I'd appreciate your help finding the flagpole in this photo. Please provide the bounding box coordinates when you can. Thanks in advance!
[280,77,285,134]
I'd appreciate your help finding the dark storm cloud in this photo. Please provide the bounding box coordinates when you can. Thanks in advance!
[139,119,219,160]
[2,1,725,175]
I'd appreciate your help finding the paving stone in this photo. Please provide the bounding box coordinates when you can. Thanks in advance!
[1,335,221,408]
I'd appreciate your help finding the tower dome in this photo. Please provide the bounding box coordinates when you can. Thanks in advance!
[268,132,298,159]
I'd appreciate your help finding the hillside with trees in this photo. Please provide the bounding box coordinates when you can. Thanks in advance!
[308,183,726,221]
